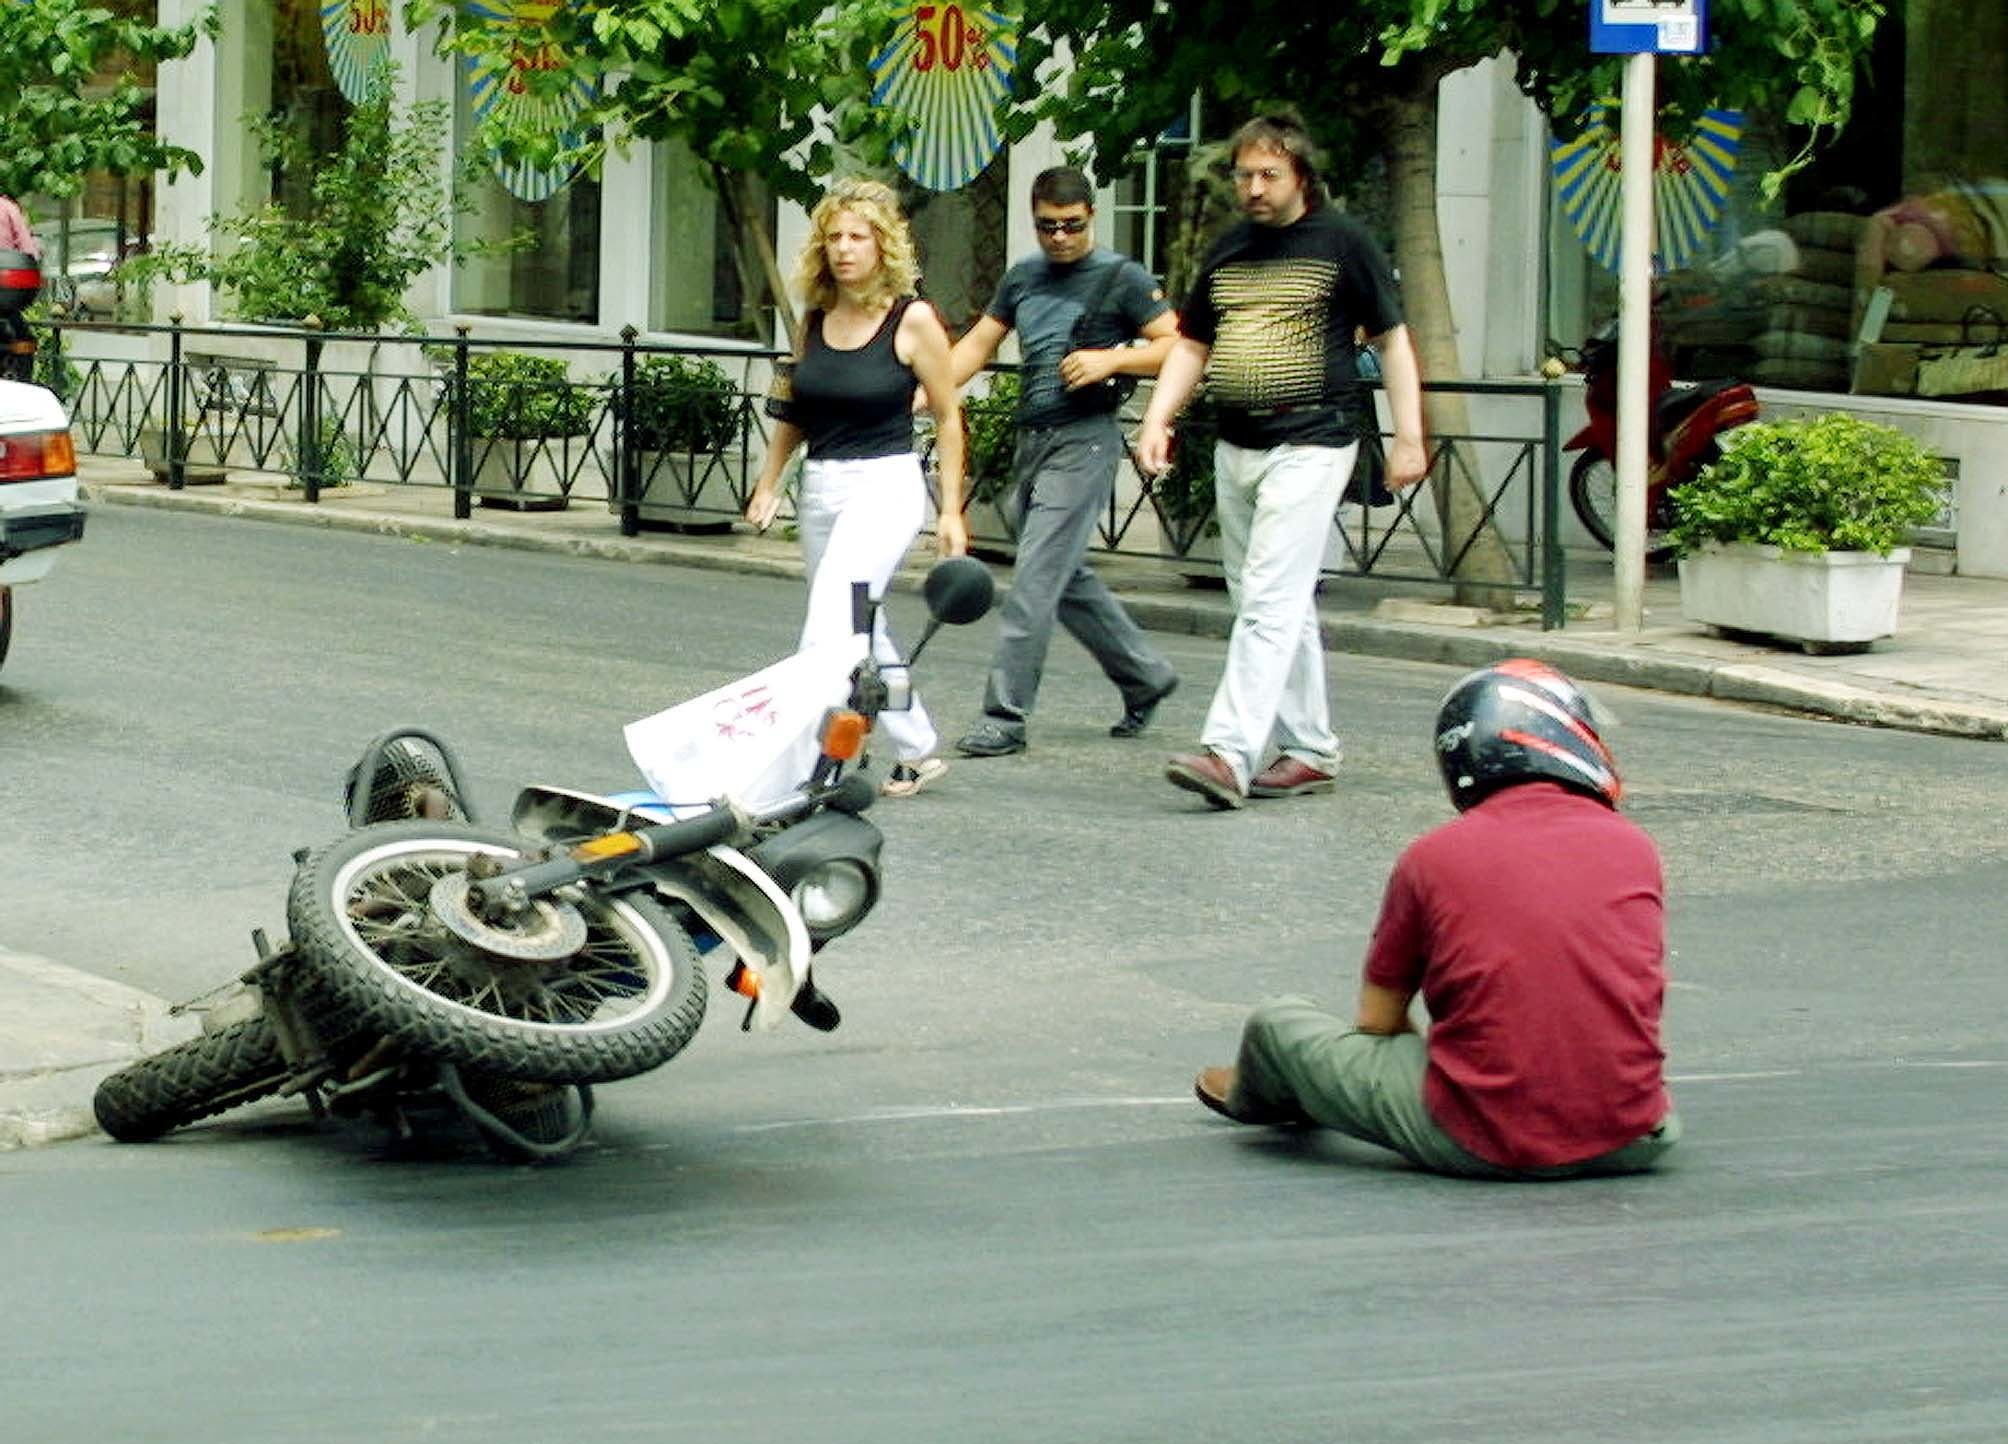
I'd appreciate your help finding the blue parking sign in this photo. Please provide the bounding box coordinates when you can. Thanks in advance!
[1591,0,1708,54]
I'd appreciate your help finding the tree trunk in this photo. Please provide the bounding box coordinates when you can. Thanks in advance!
[716,167,798,348]
[1380,87,1519,607]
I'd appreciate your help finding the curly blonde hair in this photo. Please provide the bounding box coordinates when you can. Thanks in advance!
[793,177,921,314]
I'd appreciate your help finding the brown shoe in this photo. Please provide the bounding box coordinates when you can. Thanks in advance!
[1249,755,1338,799]
[1194,1066,1311,1126]
[1166,751,1244,809]
[1194,1066,1244,1120]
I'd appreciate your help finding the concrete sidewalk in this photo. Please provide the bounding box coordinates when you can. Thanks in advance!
[0,946,197,1150]
[9,459,2005,1153]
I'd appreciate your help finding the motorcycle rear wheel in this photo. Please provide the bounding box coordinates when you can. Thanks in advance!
[1567,453,1677,563]
[287,821,707,1083]
[93,1017,289,1142]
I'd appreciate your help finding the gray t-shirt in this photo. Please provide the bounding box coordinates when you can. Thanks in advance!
[987,248,1169,426]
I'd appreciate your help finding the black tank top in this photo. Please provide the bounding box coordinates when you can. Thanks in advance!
[791,298,917,460]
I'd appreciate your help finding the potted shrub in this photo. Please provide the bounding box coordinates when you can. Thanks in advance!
[962,371,1021,559]
[621,353,743,531]
[464,352,600,512]
[1669,412,1946,653]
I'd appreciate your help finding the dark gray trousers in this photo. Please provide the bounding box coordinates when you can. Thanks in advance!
[979,416,1176,737]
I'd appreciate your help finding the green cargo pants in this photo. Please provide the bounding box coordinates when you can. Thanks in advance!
[1229,995,1680,1180]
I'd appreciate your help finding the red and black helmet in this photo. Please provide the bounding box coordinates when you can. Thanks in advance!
[1433,659,1622,810]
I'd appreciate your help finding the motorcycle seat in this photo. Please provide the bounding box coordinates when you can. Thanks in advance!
[1656,379,1738,432]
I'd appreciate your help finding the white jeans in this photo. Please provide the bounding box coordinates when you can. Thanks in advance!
[1199,441,1355,789]
[796,452,937,764]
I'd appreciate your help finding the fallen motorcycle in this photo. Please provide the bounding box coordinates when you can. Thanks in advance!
[93,557,994,1162]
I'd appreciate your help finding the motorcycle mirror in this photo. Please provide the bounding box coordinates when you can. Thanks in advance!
[922,556,994,626]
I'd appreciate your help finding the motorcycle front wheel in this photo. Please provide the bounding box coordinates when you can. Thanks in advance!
[287,821,707,1084]
[93,1017,290,1142]
[1567,453,1677,563]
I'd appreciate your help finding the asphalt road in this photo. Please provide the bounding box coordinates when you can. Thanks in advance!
[3,505,2005,1442]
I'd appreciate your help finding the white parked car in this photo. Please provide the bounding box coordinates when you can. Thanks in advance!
[0,378,87,671]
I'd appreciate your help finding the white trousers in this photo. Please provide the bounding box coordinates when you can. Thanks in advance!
[1199,440,1355,789]
[796,452,938,764]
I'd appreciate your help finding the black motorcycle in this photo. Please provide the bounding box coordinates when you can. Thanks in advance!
[93,558,994,1161]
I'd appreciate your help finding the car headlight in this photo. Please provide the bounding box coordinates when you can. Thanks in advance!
[791,858,877,940]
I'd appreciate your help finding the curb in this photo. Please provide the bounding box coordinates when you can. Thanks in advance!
[83,480,811,584]
[82,481,2008,742]
[0,949,197,1151]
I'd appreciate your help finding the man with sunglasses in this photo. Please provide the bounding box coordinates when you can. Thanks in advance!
[943,166,1181,760]
[1139,113,1428,809]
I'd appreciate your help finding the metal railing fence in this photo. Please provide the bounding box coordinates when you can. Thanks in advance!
[40,316,1568,627]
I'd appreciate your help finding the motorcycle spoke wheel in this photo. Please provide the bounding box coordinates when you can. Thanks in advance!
[1568,453,1675,562]
[93,1017,289,1142]
[288,822,707,1083]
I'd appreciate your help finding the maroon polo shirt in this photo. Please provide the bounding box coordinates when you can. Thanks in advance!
[1363,782,1671,1169]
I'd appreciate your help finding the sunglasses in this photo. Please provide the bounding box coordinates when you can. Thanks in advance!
[1034,217,1091,236]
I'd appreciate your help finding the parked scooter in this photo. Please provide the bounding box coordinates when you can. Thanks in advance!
[93,558,995,1162]
[0,245,39,384]
[1560,323,1760,561]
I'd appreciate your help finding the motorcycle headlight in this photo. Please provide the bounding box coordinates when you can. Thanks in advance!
[791,858,877,941]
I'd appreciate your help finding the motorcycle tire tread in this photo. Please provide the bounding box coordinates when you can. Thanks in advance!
[284,821,708,1085]
[92,1016,290,1142]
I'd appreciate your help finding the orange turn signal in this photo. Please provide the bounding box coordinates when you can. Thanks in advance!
[730,966,762,999]
[818,708,870,762]
[572,832,645,862]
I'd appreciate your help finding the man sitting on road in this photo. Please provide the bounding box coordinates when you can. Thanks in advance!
[1195,659,1681,1180]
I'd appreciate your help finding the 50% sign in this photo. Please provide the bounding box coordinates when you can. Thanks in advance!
[870,3,1016,191]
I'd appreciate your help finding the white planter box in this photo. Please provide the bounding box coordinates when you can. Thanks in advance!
[1677,542,1911,651]
[471,437,582,511]
[615,450,737,531]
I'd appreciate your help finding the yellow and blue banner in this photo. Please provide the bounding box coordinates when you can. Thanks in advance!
[463,1,595,203]
[1553,103,1742,274]
[320,0,393,103]
[870,4,1016,192]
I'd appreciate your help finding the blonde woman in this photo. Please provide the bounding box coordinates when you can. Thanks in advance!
[747,177,968,796]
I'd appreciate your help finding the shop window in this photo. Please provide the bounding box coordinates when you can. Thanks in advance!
[266,0,353,216]
[452,92,602,325]
[899,154,1009,338]
[650,141,766,339]
[1543,6,2007,400]
[1109,103,1204,297]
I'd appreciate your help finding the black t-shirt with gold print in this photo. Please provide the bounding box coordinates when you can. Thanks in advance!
[1179,206,1404,449]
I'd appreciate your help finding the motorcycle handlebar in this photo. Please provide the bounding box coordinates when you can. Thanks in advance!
[630,805,743,861]
[467,804,743,914]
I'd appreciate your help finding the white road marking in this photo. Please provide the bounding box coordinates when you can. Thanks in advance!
[698,1059,2004,1137]
[732,1097,1193,1133]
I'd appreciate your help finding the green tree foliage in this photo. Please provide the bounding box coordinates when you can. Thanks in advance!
[1013,1,1881,210]
[0,0,211,201]
[1009,0,1886,597]
[134,63,470,329]
[403,0,915,336]
[212,64,460,328]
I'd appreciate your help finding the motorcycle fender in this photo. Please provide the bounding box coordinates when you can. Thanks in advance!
[1563,424,1595,453]
[199,983,265,1036]
[644,845,813,1033]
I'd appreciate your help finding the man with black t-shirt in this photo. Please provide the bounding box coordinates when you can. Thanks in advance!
[1138,114,1428,810]
[944,167,1182,759]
